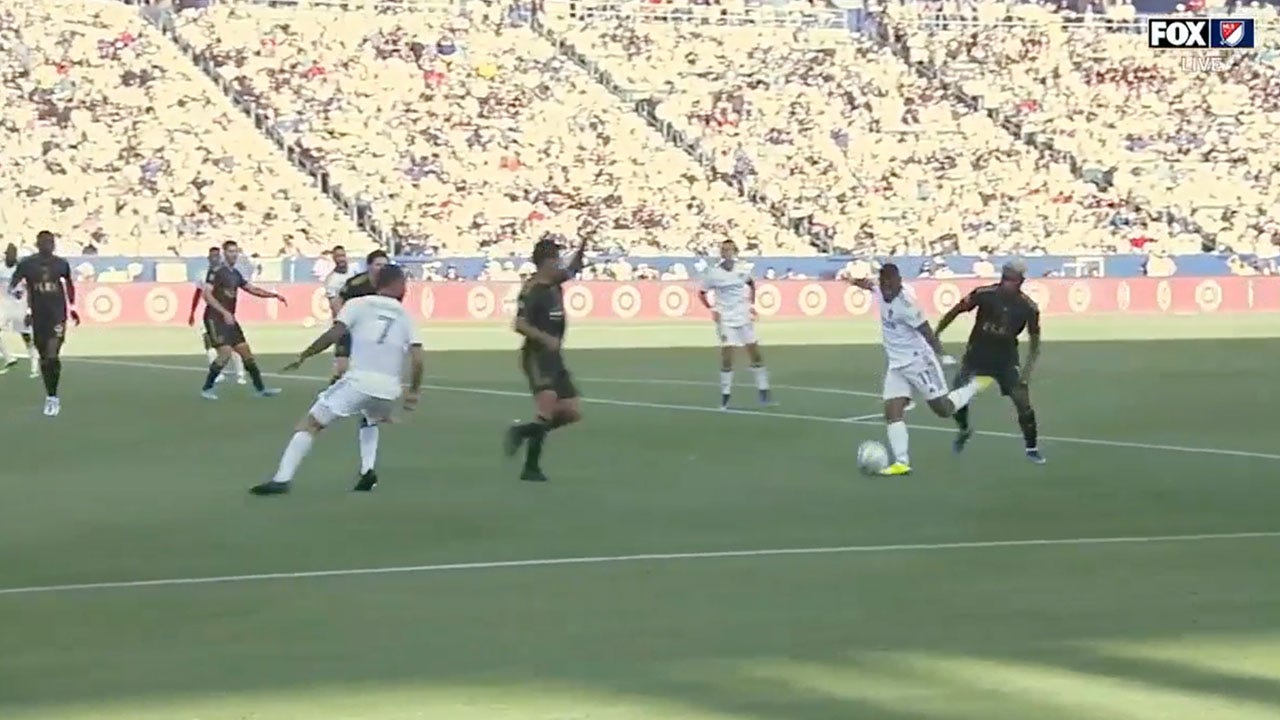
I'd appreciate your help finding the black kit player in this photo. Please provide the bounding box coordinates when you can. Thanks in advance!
[328,249,389,386]
[199,240,289,400]
[8,231,80,416]
[935,261,1045,464]
[503,234,588,482]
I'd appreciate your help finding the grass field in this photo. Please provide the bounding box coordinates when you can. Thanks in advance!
[3,315,1280,720]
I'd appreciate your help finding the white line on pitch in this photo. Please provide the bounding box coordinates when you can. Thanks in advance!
[2,530,1277,597]
[70,358,1280,461]
[574,376,881,398]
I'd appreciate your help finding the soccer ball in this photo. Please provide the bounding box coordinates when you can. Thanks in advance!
[856,440,890,475]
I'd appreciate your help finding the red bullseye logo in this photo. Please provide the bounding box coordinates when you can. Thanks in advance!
[611,285,641,319]
[1196,279,1222,312]
[843,286,872,315]
[1068,282,1091,313]
[86,287,121,323]
[659,285,690,317]
[419,286,435,320]
[932,282,960,313]
[1117,282,1132,311]
[564,285,593,318]
[799,283,827,316]
[755,283,780,317]
[1023,281,1049,312]
[144,287,178,323]
[1156,280,1172,311]
[467,286,495,319]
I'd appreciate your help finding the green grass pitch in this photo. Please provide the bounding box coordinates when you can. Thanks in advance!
[3,315,1280,720]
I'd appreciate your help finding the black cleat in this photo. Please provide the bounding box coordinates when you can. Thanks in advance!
[720,393,731,410]
[503,423,525,458]
[953,427,973,454]
[353,470,378,492]
[250,481,291,496]
[520,467,548,483]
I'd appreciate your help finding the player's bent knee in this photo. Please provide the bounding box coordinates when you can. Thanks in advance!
[883,398,908,422]
[926,397,953,418]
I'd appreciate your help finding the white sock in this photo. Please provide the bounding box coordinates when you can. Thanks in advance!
[719,370,733,395]
[751,364,769,390]
[272,431,314,484]
[358,420,379,473]
[205,347,217,363]
[0,335,10,363]
[27,342,37,373]
[230,353,246,378]
[946,378,980,412]
[886,421,910,466]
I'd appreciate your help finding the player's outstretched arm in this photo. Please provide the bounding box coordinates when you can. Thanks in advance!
[935,295,976,336]
[913,321,947,359]
[244,282,288,305]
[283,321,348,371]
[553,235,590,284]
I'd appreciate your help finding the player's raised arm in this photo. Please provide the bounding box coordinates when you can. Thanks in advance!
[552,234,589,284]
[60,258,79,325]
[243,281,288,305]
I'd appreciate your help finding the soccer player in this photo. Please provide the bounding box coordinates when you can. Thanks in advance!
[935,261,1044,463]
[0,243,38,378]
[199,240,287,399]
[252,264,423,495]
[698,239,771,409]
[503,234,588,482]
[328,248,388,386]
[186,245,246,385]
[8,231,80,416]
[853,263,983,475]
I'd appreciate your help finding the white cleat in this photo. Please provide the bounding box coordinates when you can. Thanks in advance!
[215,372,227,384]
[43,397,60,416]
[28,366,39,379]
[237,375,248,386]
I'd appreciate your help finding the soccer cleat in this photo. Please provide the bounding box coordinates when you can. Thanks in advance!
[1026,448,1047,465]
[759,388,774,406]
[520,467,548,483]
[878,462,912,476]
[28,367,39,379]
[42,397,60,417]
[353,470,378,492]
[503,423,525,458]
[215,372,227,384]
[255,388,282,398]
[200,389,219,400]
[237,375,249,385]
[953,427,973,454]
[720,393,730,410]
[249,481,291,496]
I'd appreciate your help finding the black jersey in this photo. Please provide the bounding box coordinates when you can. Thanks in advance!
[339,271,378,301]
[516,279,566,352]
[13,254,71,321]
[204,264,247,318]
[961,284,1040,362]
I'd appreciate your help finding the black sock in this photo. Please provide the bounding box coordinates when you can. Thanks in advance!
[521,416,554,470]
[202,361,227,391]
[1018,409,1038,449]
[954,404,970,431]
[49,358,61,395]
[243,358,265,391]
[40,358,57,396]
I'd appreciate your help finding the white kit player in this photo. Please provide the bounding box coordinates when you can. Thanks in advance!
[252,264,423,496]
[697,239,771,408]
[853,263,984,476]
[0,243,38,377]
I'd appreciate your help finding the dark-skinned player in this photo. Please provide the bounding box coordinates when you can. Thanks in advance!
[935,261,1045,464]
[502,234,588,482]
[8,231,81,416]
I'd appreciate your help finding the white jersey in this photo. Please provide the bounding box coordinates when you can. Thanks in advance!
[701,261,754,327]
[878,285,934,368]
[0,262,24,316]
[324,268,353,299]
[336,295,420,399]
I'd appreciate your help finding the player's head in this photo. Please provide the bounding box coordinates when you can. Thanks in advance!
[374,263,407,300]
[35,230,55,256]
[3,243,16,266]
[878,262,903,300]
[532,237,560,273]
[719,239,738,262]
[999,261,1026,294]
[221,240,241,266]
[332,245,348,272]
[206,246,222,266]
[366,249,389,279]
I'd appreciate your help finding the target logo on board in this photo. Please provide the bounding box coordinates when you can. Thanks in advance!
[932,282,961,314]
[1156,280,1172,312]
[843,286,873,316]
[310,287,331,320]
[564,285,594,318]
[754,283,781,317]
[659,285,690,318]
[86,287,122,323]
[1023,281,1050,312]
[1068,282,1091,314]
[1195,279,1222,312]
[467,286,496,319]
[1117,281,1132,311]
[144,287,178,323]
[611,285,641,319]
[798,283,828,316]
[419,286,435,320]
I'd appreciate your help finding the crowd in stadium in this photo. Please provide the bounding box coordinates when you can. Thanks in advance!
[1,0,1277,273]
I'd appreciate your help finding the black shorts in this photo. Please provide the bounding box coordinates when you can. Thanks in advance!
[334,332,352,359]
[521,349,578,399]
[203,315,246,348]
[957,352,1021,396]
[30,314,66,353]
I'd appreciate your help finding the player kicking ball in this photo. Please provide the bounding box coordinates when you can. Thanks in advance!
[252,264,423,495]
[853,264,984,476]
[936,261,1044,464]
[697,239,771,408]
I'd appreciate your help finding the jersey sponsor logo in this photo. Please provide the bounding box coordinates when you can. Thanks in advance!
[1022,281,1050,312]
[754,283,781,317]
[1068,282,1091,314]
[799,283,827,316]
[843,285,873,315]
[467,286,496,319]
[564,285,594,319]
[1116,281,1132,311]
[1156,280,1173,311]
[932,282,961,315]
[610,284,641,319]
[419,286,435,319]
[659,285,689,318]
[86,287,122,323]
[1147,18,1254,49]
[144,286,178,322]
[1196,279,1223,312]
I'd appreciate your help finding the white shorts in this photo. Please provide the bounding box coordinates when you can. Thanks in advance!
[883,355,948,402]
[309,377,396,427]
[1,305,28,334]
[716,322,757,347]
